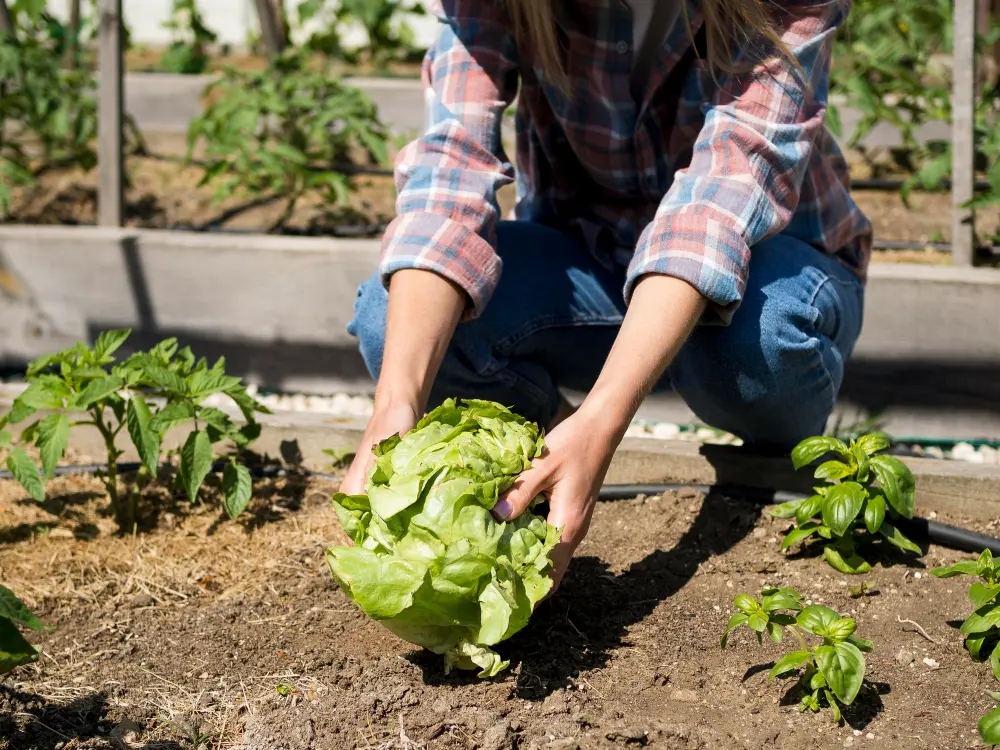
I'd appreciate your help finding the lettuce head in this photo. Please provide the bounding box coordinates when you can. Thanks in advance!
[327,398,560,677]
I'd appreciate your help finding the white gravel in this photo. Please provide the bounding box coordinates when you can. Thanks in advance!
[3,380,1000,462]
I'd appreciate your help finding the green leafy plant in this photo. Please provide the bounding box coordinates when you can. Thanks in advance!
[0,584,51,674]
[848,580,877,599]
[9,0,129,62]
[932,549,1000,669]
[187,51,390,229]
[981,691,1000,745]
[829,0,1000,237]
[0,2,144,218]
[0,330,268,530]
[829,0,952,153]
[328,399,559,677]
[772,433,920,574]
[159,0,218,74]
[721,587,873,722]
[296,0,425,67]
[933,550,1000,744]
[0,35,97,215]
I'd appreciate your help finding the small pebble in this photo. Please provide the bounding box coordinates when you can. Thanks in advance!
[670,688,699,703]
[866,734,875,741]
[896,648,916,666]
[951,442,981,463]
[652,422,681,440]
[923,657,939,668]
[924,446,945,460]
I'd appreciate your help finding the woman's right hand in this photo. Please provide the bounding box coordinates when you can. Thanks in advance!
[338,267,466,500]
[339,401,421,497]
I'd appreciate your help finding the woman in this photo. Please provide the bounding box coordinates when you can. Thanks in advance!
[342,0,871,588]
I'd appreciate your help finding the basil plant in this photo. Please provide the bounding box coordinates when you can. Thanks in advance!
[328,399,559,677]
[773,433,919,574]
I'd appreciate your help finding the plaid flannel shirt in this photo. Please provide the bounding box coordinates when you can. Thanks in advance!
[380,0,872,324]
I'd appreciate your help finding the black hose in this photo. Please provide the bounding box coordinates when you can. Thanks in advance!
[598,483,1000,556]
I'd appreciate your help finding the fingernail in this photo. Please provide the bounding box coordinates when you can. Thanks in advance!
[493,499,513,519]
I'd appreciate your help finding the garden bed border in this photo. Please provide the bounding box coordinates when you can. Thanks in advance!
[1,396,998,522]
[1,225,999,368]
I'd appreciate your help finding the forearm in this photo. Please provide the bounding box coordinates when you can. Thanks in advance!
[579,274,707,439]
[376,269,467,412]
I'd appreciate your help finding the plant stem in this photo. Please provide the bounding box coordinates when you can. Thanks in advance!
[90,407,127,530]
[788,625,810,653]
[128,464,150,529]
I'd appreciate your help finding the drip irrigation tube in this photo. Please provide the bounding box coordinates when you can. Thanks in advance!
[598,483,1000,556]
[6,464,999,556]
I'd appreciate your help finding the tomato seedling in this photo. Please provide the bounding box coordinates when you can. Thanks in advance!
[722,587,873,722]
[773,433,919,574]
[0,584,52,675]
[0,330,268,530]
[187,51,390,230]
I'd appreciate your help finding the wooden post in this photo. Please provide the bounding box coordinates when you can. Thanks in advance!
[0,0,13,35]
[253,0,285,57]
[97,0,124,227]
[994,0,1000,84]
[953,0,977,266]
[65,0,82,68]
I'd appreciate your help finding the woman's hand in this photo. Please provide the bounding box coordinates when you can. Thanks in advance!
[340,268,467,498]
[491,274,707,590]
[491,405,620,591]
[340,402,420,497]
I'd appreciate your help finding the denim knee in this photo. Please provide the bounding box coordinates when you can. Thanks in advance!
[671,298,836,448]
[347,273,389,380]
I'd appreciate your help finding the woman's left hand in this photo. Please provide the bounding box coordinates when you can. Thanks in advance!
[491,407,621,592]
[490,276,706,592]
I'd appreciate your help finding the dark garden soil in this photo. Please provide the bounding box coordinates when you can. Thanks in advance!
[0,472,996,749]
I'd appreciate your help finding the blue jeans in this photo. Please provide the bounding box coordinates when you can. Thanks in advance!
[348,221,865,449]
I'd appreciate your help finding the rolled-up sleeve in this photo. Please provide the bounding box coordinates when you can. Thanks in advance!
[379,0,519,318]
[625,1,846,324]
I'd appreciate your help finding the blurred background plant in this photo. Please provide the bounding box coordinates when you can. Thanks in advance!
[828,0,1000,240]
[186,49,390,229]
[158,0,218,74]
[295,0,425,68]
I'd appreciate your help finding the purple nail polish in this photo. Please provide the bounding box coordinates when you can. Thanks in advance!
[494,499,513,519]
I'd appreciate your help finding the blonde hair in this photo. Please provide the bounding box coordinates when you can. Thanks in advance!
[507,0,797,91]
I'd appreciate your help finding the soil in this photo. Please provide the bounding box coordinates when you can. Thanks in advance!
[1,473,997,750]
[5,132,396,237]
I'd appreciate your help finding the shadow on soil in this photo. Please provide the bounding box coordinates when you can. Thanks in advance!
[773,676,888,731]
[785,537,929,571]
[415,492,764,699]
[0,685,184,749]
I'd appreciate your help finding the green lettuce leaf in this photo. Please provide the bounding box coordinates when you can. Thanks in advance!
[327,399,558,677]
